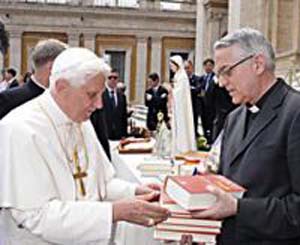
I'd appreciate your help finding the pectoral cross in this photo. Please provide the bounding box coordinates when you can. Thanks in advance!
[73,147,87,197]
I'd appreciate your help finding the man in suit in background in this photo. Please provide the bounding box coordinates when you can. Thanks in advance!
[145,72,168,131]
[102,69,128,140]
[0,39,67,119]
[200,58,216,144]
[184,60,203,138]
[212,82,237,142]
[4,68,19,89]
[90,108,112,160]
[192,28,300,244]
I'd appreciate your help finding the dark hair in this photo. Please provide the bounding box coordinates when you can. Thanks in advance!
[203,58,215,66]
[148,72,159,82]
[186,60,193,66]
[23,72,32,83]
[6,68,17,77]
[170,60,180,70]
[110,68,119,74]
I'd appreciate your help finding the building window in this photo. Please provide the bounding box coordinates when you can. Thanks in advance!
[104,50,126,82]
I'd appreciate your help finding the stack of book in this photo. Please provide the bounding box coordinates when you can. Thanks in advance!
[155,192,221,244]
[154,174,246,244]
[118,137,154,154]
[137,159,175,177]
[137,159,184,177]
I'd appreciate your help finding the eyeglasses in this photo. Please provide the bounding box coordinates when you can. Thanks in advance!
[108,76,118,80]
[216,54,255,79]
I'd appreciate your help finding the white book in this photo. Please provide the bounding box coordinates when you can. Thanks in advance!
[164,217,222,228]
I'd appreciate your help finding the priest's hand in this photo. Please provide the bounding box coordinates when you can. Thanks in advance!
[190,185,238,220]
[112,193,169,227]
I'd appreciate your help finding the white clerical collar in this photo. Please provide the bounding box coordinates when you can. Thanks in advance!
[41,90,76,127]
[247,104,260,113]
[31,75,47,90]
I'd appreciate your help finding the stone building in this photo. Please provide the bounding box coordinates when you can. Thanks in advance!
[0,0,299,102]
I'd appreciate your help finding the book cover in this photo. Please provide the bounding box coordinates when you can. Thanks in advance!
[165,174,246,210]
[118,138,154,154]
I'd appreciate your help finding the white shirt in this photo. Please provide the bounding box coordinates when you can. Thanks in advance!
[106,86,118,106]
[0,80,8,92]
[0,91,136,245]
[7,77,16,85]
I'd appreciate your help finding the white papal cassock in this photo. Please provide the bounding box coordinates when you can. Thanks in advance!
[0,90,136,245]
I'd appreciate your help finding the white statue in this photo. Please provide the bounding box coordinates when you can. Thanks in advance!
[153,112,171,158]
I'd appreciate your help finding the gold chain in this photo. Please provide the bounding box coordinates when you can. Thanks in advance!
[38,102,90,196]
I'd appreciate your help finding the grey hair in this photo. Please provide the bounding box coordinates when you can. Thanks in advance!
[214,28,275,71]
[31,39,68,70]
[49,47,111,90]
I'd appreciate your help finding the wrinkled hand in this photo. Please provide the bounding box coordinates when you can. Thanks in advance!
[135,183,161,202]
[191,185,238,220]
[113,193,169,227]
[136,183,161,195]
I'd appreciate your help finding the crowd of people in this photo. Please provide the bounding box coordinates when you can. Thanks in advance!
[0,45,234,152]
[1,27,300,244]
[144,55,236,148]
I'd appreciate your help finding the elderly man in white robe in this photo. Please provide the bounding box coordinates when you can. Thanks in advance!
[0,48,169,245]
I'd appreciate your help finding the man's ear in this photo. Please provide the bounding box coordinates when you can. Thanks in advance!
[55,78,69,93]
[253,54,266,75]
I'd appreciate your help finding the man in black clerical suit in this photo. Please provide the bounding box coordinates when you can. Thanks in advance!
[145,72,168,131]
[4,68,19,89]
[184,60,203,138]
[102,69,128,140]
[0,40,66,120]
[192,28,300,245]
[200,58,216,144]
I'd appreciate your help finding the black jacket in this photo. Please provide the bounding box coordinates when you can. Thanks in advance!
[102,88,128,140]
[199,72,216,141]
[212,84,236,141]
[0,77,44,119]
[189,74,203,137]
[145,85,168,131]
[7,79,19,89]
[218,79,300,244]
[90,108,111,160]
